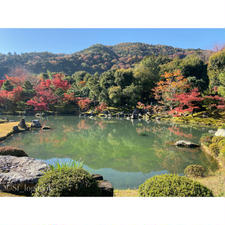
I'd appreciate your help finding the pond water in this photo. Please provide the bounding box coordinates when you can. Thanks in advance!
[1,115,218,189]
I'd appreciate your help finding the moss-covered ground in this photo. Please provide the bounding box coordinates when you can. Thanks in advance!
[0,121,31,141]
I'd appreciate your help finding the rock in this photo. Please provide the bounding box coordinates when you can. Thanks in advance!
[42,126,51,130]
[131,108,140,119]
[35,113,44,118]
[208,130,216,134]
[102,110,109,115]
[92,174,103,181]
[0,146,28,157]
[175,140,200,148]
[31,120,42,128]
[97,180,113,197]
[18,118,27,129]
[215,129,225,137]
[12,126,19,133]
[0,156,49,195]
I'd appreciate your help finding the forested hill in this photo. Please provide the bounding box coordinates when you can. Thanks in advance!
[0,42,211,77]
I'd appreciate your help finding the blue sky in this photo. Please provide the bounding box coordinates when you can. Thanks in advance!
[0,28,224,54]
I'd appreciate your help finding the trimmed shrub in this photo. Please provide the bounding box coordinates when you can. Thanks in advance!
[209,143,220,157]
[184,164,205,177]
[138,174,213,197]
[33,168,100,197]
[200,134,213,147]
[212,136,224,144]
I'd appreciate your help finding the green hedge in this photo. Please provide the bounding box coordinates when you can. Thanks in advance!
[184,164,205,177]
[138,174,213,197]
[33,168,100,197]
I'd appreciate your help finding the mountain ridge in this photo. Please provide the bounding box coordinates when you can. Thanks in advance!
[0,42,212,77]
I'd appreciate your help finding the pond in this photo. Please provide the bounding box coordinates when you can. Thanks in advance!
[1,115,218,189]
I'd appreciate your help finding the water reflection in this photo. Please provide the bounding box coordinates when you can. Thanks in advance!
[1,115,218,189]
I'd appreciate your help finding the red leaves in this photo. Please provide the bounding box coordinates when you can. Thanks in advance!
[137,102,151,110]
[52,73,70,91]
[169,88,203,116]
[95,102,107,113]
[76,97,92,110]
[27,97,48,111]
[203,94,225,110]
[5,75,25,86]
[0,86,23,103]
[152,71,190,108]
[64,92,76,102]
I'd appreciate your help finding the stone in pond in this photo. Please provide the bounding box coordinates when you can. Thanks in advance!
[0,146,28,157]
[31,120,42,128]
[18,118,27,129]
[0,155,49,195]
[42,126,51,130]
[12,126,19,133]
[92,174,103,181]
[175,140,200,148]
[215,129,225,137]
[97,180,113,197]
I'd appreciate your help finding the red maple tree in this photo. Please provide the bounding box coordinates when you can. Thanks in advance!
[168,88,203,116]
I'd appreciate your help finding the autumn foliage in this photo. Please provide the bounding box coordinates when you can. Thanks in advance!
[152,70,190,110]
[0,73,92,112]
[168,88,203,116]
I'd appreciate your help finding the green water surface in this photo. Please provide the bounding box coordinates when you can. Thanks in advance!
[1,115,218,189]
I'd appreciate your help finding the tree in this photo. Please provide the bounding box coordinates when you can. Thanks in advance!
[21,80,35,101]
[217,72,225,97]
[152,70,190,110]
[122,84,142,106]
[160,55,208,91]
[76,97,92,111]
[169,88,203,116]
[1,80,14,91]
[87,72,101,101]
[208,48,225,89]
[0,80,4,88]
[114,69,133,88]
[108,86,123,105]
[133,55,167,102]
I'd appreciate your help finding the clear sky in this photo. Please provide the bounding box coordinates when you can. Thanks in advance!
[0,28,224,54]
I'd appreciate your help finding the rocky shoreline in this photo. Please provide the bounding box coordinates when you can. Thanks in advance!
[0,146,113,197]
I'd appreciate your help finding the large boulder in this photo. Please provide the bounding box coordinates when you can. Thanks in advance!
[215,129,225,137]
[0,146,28,157]
[175,140,200,148]
[92,174,113,196]
[0,156,49,195]
[97,180,113,197]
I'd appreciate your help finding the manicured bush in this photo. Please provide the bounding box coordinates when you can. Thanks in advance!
[212,136,224,144]
[184,164,205,177]
[200,134,213,147]
[33,168,100,197]
[138,174,213,197]
[209,143,220,157]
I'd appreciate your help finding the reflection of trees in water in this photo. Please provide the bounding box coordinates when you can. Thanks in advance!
[2,116,217,174]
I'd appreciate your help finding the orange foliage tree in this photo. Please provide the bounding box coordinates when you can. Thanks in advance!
[152,70,190,111]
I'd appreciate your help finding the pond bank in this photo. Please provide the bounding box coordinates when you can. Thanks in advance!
[0,121,31,142]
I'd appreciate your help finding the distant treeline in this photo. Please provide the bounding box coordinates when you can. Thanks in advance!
[0,42,211,78]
